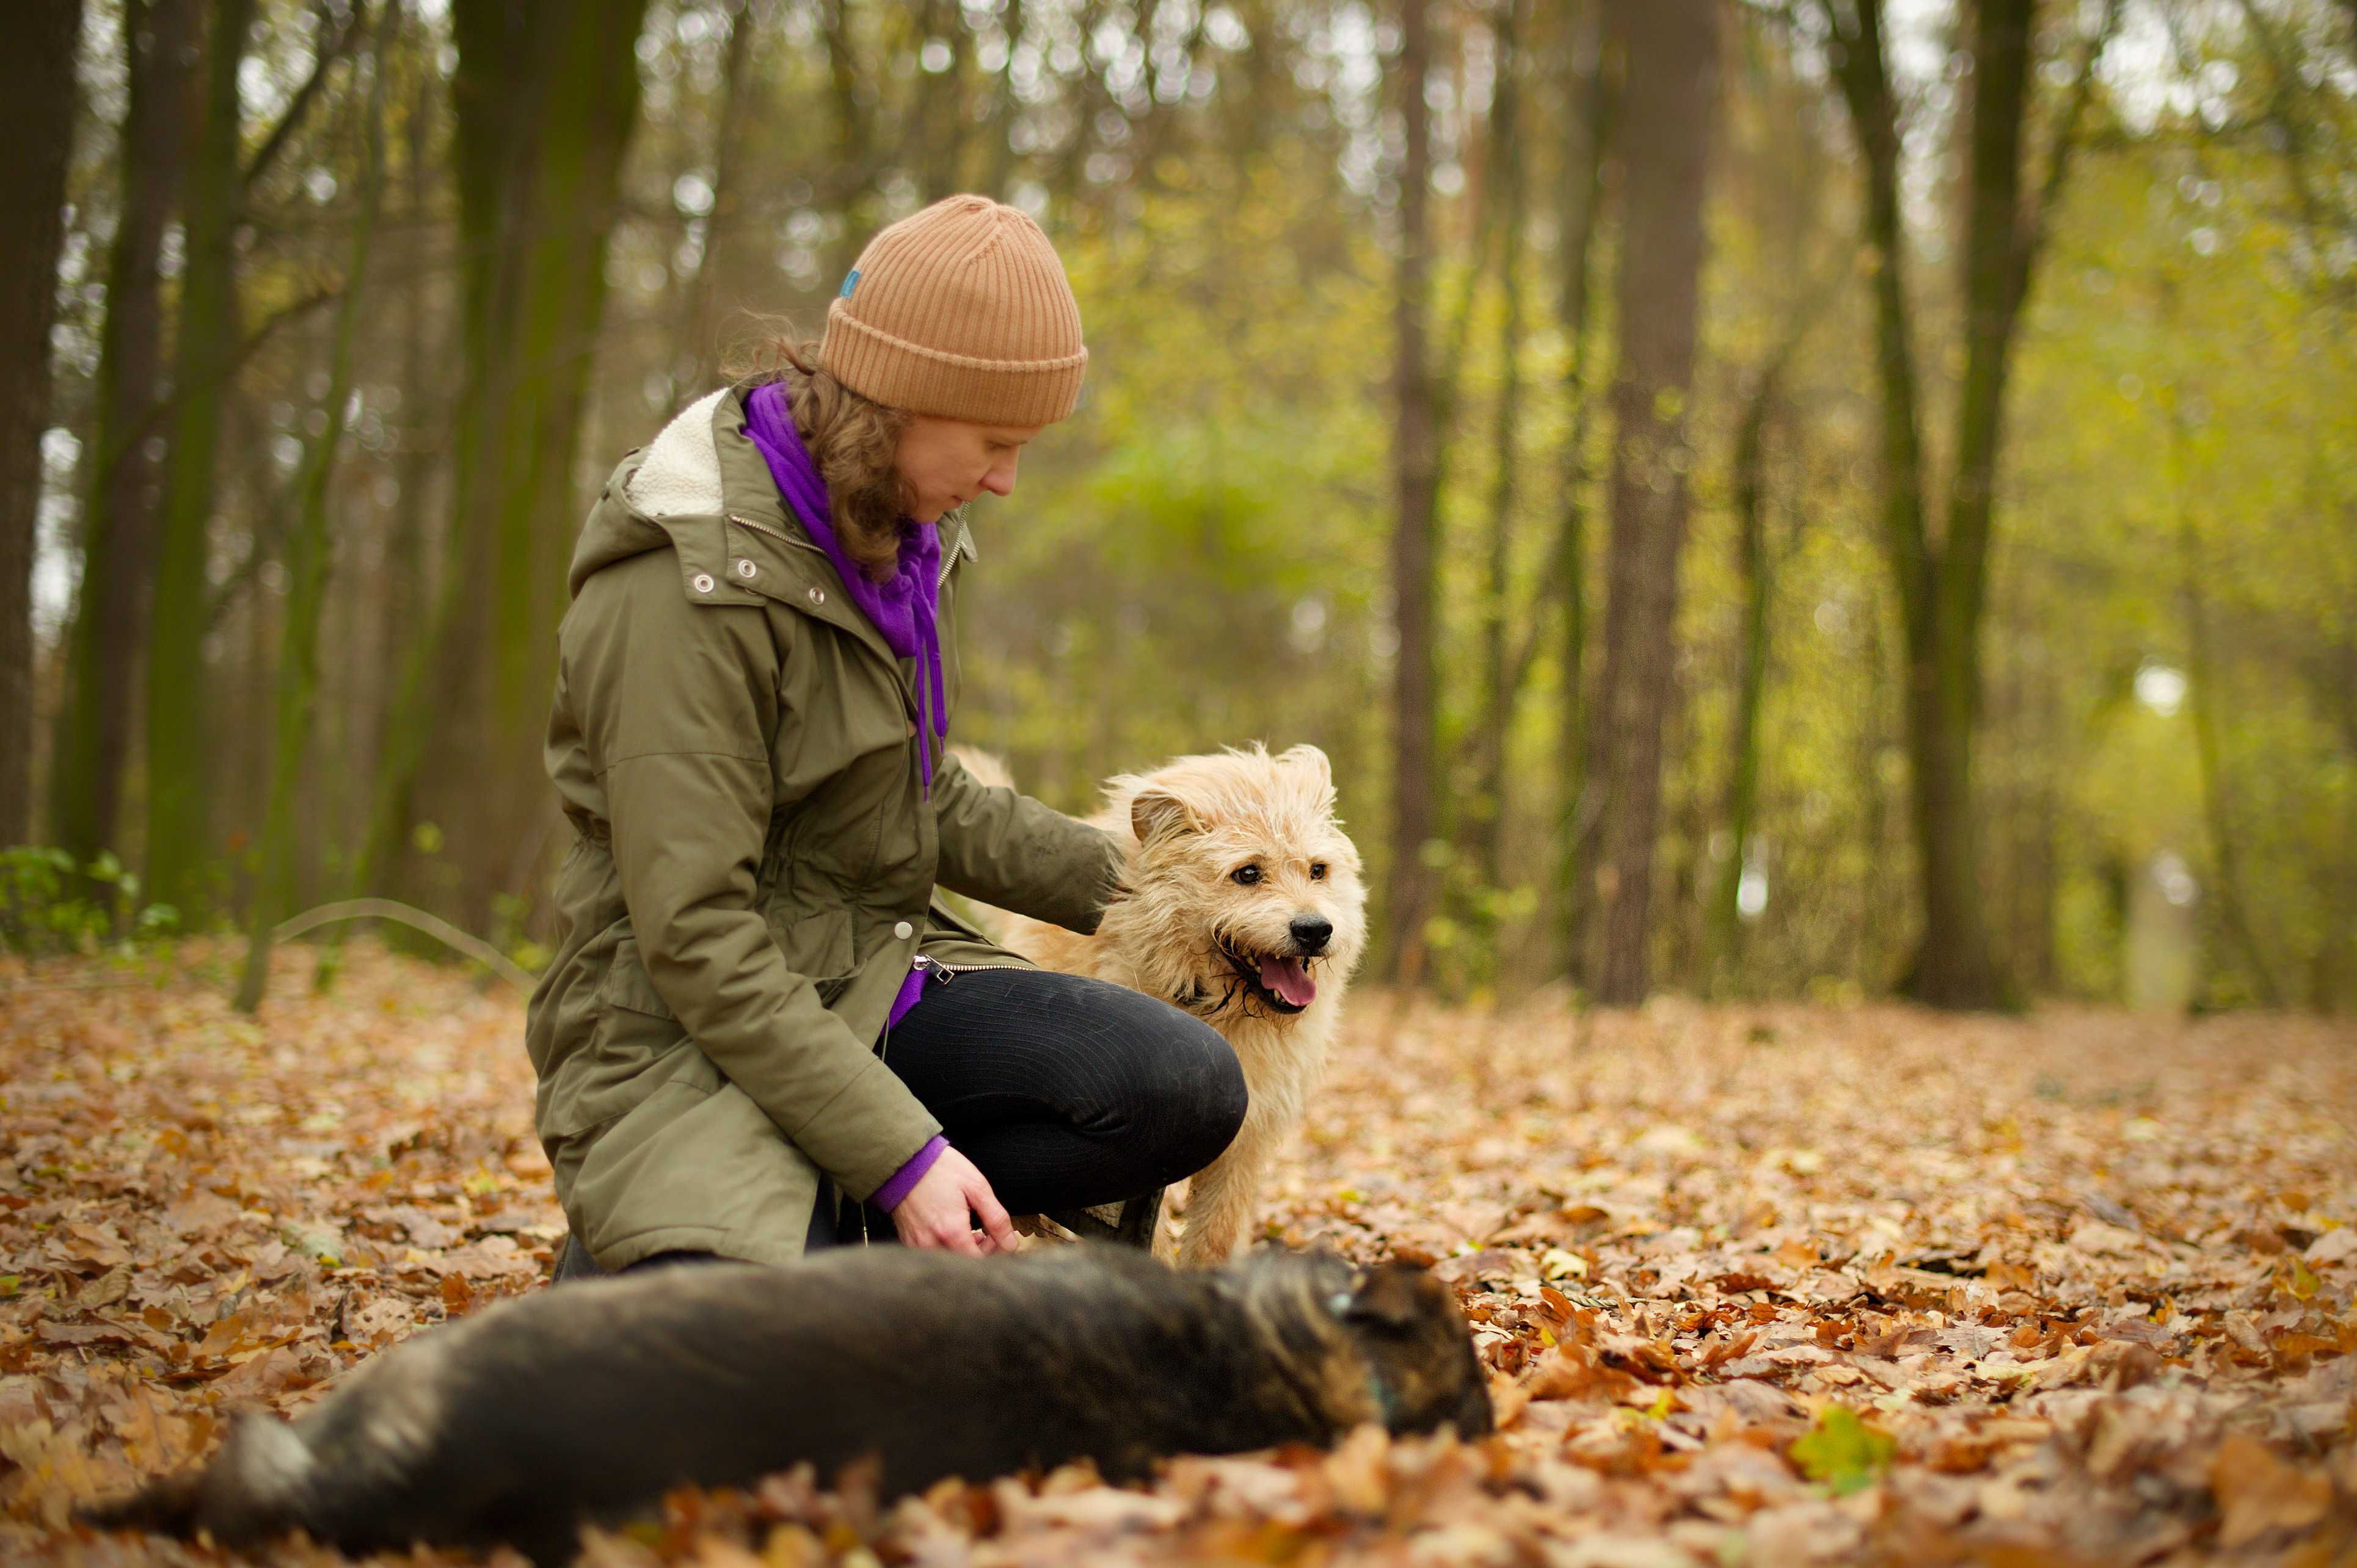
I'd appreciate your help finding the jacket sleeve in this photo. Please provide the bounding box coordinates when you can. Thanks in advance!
[580,558,939,1202]
[930,749,1126,934]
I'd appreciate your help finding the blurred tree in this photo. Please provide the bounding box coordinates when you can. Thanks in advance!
[49,0,197,871]
[239,0,394,1013]
[1817,0,2116,1008]
[1579,0,1719,1005]
[143,0,255,910]
[370,0,649,929]
[1386,0,1441,985]
[0,0,87,846]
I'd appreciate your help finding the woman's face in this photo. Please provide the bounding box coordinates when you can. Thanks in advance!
[892,414,1043,524]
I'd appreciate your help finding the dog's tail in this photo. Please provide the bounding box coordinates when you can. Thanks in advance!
[78,1413,315,1547]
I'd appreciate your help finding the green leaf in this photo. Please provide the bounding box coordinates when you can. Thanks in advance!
[1790,1405,1895,1497]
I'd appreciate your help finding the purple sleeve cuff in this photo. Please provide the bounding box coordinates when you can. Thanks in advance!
[872,1135,949,1211]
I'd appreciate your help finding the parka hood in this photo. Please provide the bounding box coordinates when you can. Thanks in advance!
[566,389,740,597]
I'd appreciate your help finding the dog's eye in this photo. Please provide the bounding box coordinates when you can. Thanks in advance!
[1310,862,1328,880]
[1231,865,1262,886]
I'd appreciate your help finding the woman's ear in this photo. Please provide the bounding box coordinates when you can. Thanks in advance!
[1131,790,1202,845]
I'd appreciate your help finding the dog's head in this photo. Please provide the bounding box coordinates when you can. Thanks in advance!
[1229,1250,1495,1440]
[1103,744,1367,1025]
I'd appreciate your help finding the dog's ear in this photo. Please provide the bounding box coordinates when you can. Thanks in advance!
[1342,1264,1441,1334]
[1277,744,1333,791]
[1131,789,1202,845]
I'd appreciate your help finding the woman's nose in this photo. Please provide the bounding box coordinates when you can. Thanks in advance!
[981,454,1019,496]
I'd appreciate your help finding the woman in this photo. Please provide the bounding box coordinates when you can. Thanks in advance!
[526,195,1247,1272]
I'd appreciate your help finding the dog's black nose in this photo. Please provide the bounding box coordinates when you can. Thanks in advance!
[1289,916,1333,955]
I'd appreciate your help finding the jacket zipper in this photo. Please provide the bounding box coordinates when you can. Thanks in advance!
[910,953,1029,981]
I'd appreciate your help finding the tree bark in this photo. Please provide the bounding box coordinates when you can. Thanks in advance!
[1384,0,1440,985]
[238,1,394,1013]
[1550,0,1609,980]
[1708,361,1781,995]
[144,0,257,911]
[1578,0,1718,1006]
[51,0,197,868]
[0,0,86,846]
[676,0,759,402]
[372,0,648,932]
[1473,0,1528,898]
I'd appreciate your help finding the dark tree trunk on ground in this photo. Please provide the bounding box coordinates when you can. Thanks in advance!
[51,0,197,867]
[145,0,257,910]
[1383,0,1440,985]
[0,0,86,846]
[1578,0,1718,1006]
[372,0,648,932]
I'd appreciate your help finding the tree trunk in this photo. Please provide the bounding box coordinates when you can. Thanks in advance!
[676,0,759,401]
[0,0,86,846]
[1709,362,1780,995]
[144,0,257,911]
[238,3,394,1014]
[49,0,197,869]
[1473,0,1528,898]
[1550,0,1609,980]
[374,0,648,932]
[1578,0,1718,1006]
[1383,0,1440,985]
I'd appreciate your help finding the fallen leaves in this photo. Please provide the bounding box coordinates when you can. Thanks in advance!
[4,953,2357,1563]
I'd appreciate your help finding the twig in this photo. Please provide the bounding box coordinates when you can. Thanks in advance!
[271,899,534,989]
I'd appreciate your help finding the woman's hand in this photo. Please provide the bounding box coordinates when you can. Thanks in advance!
[889,1145,1018,1255]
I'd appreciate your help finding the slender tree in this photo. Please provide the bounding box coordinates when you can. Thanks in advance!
[1385,0,1441,984]
[51,0,199,869]
[370,0,649,931]
[1578,0,1720,1005]
[237,2,395,1012]
[145,0,259,910]
[1818,0,2117,1007]
[0,0,87,846]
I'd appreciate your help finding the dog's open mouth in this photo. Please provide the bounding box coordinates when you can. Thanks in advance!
[1222,945,1317,1014]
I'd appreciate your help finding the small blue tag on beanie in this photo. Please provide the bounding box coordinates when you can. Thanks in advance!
[840,268,860,298]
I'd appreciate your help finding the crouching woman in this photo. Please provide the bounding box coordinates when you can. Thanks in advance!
[527,195,1246,1271]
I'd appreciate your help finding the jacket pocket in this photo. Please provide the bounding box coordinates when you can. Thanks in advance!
[597,935,676,1018]
[765,904,856,985]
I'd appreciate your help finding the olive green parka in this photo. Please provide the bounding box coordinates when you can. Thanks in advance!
[523,387,1123,1269]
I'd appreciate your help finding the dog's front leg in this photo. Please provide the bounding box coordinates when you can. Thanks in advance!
[1176,1144,1261,1266]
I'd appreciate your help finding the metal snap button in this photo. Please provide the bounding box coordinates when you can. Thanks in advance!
[806,586,826,606]
[691,572,715,594]
[893,920,914,940]
[735,558,757,580]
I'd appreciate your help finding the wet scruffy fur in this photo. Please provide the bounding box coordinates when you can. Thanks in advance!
[82,1246,1490,1567]
[952,744,1368,1266]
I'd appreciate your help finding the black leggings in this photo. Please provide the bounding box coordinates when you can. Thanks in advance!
[559,965,1246,1276]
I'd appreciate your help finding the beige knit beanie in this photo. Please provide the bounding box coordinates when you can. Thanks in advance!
[820,194,1089,426]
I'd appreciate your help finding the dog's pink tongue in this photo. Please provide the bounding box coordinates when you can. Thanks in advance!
[1259,956,1317,1007]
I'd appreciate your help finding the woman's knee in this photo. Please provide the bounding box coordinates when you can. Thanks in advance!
[1137,1009,1248,1172]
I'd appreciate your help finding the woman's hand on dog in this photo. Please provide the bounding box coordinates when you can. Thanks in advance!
[892,1146,1019,1254]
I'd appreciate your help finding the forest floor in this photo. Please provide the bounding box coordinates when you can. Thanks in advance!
[2,942,2355,1566]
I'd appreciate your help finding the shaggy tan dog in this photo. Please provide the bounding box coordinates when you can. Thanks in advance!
[953,744,1368,1266]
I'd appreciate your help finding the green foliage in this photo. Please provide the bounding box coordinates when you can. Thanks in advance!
[0,848,180,957]
[1790,1404,1896,1496]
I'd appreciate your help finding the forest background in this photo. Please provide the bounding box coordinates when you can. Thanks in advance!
[1,0,2351,1016]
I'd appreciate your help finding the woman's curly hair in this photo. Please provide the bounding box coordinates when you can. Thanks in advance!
[724,327,914,581]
